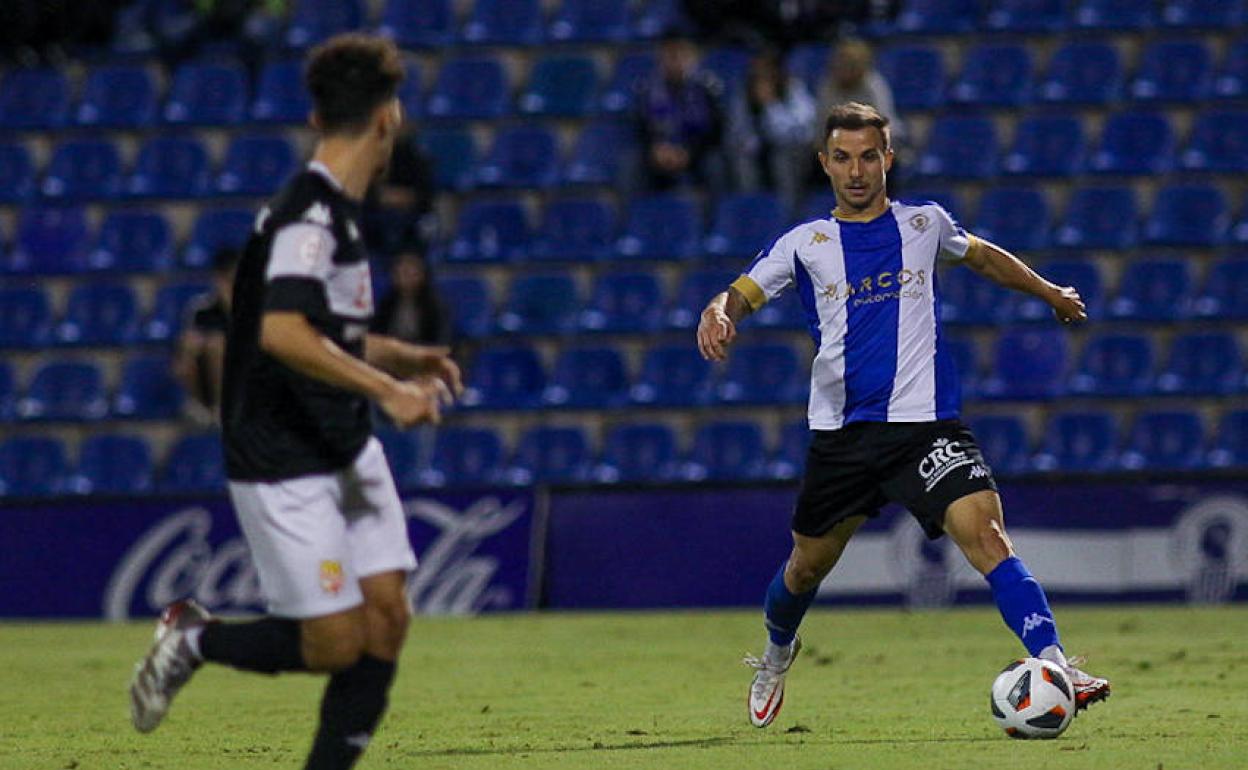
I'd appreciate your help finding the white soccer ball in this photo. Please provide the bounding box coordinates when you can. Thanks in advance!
[990,657,1075,739]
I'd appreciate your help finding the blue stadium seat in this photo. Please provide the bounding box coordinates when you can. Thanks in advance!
[1214,39,1248,99]
[0,68,69,129]
[1130,40,1212,102]
[396,61,424,120]
[937,266,1012,325]
[1032,411,1118,473]
[1208,410,1248,468]
[1053,186,1138,250]
[594,423,680,483]
[17,361,108,421]
[1163,0,1245,27]
[1120,411,1206,470]
[1002,115,1086,177]
[418,128,477,191]
[599,52,655,113]
[1181,111,1248,172]
[550,0,630,41]
[183,208,254,269]
[1067,333,1155,397]
[580,270,664,332]
[461,0,543,45]
[681,421,768,481]
[542,346,630,408]
[915,116,997,179]
[75,65,157,128]
[1089,112,1175,175]
[426,56,509,120]
[705,193,787,260]
[716,342,804,405]
[160,433,225,493]
[981,329,1069,400]
[1145,184,1229,247]
[506,426,592,484]
[40,140,122,201]
[0,142,34,204]
[71,434,154,495]
[942,335,979,401]
[701,47,752,95]
[616,194,702,261]
[1013,260,1104,322]
[476,125,561,189]
[877,45,947,111]
[434,276,493,338]
[1071,0,1156,29]
[0,285,52,350]
[375,428,422,488]
[0,436,68,497]
[251,60,311,123]
[767,420,809,480]
[461,346,547,409]
[1038,42,1122,104]
[378,0,454,48]
[114,355,184,419]
[667,268,739,329]
[143,281,212,342]
[55,282,139,346]
[90,210,174,273]
[985,0,1066,32]
[630,344,714,406]
[633,0,688,39]
[894,0,979,33]
[163,61,247,125]
[752,292,809,331]
[966,415,1030,476]
[215,134,297,197]
[563,120,635,185]
[0,363,12,421]
[949,44,1032,107]
[519,55,599,117]
[497,273,579,334]
[447,200,533,263]
[532,197,617,262]
[786,43,831,93]
[972,187,1051,252]
[1156,332,1243,396]
[285,0,364,48]
[1109,259,1193,321]
[6,206,89,275]
[900,189,961,218]
[1236,208,1248,245]
[420,427,505,487]
[126,135,212,199]
[1193,260,1248,321]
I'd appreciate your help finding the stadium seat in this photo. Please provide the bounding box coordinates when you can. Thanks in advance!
[55,282,139,346]
[630,344,715,407]
[160,433,225,493]
[716,342,804,405]
[681,421,768,482]
[183,208,254,269]
[113,355,184,419]
[461,346,547,409]
[17,361,108,421]
[767,420,810,480]
[752,292,809,331]
[420,427,505,487]
[949,44,1032,107]
[418,127,477,191]
[378,0,454,48]
[0,68,69,129]
[6,206,90,275]
[876,45,947,111]
[966,416,1030,476]
[984,0,1066,31]
[70,434,154,495]
[1130,40,1212,102]
[549,0,630,41]
[633,0,688,39]
[1089,112,1175,175]
[1037,41,1122,104]
[1214,39,1248,99]
[75,65,157,128]
[1155,332,1243,396]
[937,266,1012,325]
[1067,333,1155,397]
[519,55,599,117]
[972,187,1051,252]
[594,423,680,483]
[915,116,997,179]
[1144,184,1229,247]
[126,135,212,199]
[215,134,297,197]
[786,43,831,93]
[599,52,655,113]
[1013,260,1104,322]
[475,125,561,189]
[532,197,617,262]
[40,140,122,202]
[89,210,174,273]
[426,56,509,120]
[1180,111,1248,172]
[447,200,533,263]
[375,428,423,488]
[506,426,592,484]
[0,363,12,421]
[396,61,424,120]
[163,61,247,125]
[1053,186,1138,250]
[705,193,787,260]
[980,329,1069,400]
[497,273,580,334]
[1162,0,1245,27]
[0,142,34,204]
[1193,260,1248,321]
[461,0,543,45]
[942,336,979,401]
[434,276,493,338]
[701,47,752,95]
[580,270,664,332]
[1109,259,1193,322]
[1002,115,1086,177]
[1071,0,1156,29]
[1236,207,1248,245]
[563,120,636,185]
[142,281,212,342]
[0,286,52,349]
[616,194,702,261]
[542,346,630,408]
[1032,411,1119,473]
[285,0,364,48]
[900,189,961,218]
[1208,410,1248,468]
[251,60,311,123]
[0,436,68,497]
[894,0,980,34]
[667,268,740,329]
[1119,411,1206,471]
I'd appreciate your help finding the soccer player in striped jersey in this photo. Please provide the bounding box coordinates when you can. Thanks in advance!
[697,102,1110,729]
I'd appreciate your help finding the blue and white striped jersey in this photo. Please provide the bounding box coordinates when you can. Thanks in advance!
[731,200,978,430]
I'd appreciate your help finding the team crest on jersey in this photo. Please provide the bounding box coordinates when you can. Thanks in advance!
[319,560,344,595]
[908,213,930,232]
[303,202,333,227]
[810,230,831,245]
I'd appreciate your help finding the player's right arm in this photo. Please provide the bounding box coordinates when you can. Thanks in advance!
[697,229,798,361]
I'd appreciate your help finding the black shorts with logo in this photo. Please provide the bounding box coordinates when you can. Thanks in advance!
[793,419,997,540]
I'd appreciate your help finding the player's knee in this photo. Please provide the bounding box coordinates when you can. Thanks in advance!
[366,595,411,656]
[785,558,827,594]
[968,521,1013,574]
[302,621,366,672]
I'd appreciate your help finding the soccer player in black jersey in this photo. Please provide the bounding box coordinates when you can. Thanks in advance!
[129,34,461,770]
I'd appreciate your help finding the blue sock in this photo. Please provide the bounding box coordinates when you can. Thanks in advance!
[763,564,817,646]
[985,556,1061,657]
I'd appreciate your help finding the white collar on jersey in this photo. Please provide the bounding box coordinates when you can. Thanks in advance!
[307,160,345,192]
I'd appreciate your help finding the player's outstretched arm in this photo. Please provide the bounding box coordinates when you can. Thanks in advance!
[962,237,1087,324]
[697,286,753,361]
[364,334,464,398]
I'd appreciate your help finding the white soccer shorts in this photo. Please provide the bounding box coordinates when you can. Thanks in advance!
[227,437,418,618]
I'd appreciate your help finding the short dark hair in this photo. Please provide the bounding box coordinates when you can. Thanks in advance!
[305,33,404,134]
[822,101,891,151]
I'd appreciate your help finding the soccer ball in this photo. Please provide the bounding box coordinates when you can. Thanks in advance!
[989,657,1075,739]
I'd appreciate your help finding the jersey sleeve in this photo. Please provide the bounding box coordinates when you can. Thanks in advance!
[263,223,337,313]
[932,204,974,262]
[730,230,796,311]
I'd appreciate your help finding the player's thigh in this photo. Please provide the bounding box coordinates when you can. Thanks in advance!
[359,570,411,661]
[788,515,867,586]
[943,490,1015,575]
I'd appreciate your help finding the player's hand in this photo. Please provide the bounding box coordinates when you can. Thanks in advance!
[421,349,463,398]
[379,379,445,429]
[697,304,737,362]
[1048,285,1087,324]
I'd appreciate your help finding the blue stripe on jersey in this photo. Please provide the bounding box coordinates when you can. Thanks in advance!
[793,253,821,348]
[839,210,904,424]
[931,267,961,418]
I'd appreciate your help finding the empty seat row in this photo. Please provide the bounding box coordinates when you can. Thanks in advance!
[0,357,183,422]
[890,0,1244,36]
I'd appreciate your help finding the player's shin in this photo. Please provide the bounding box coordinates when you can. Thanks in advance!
[304,655,397,770]
[197,617,308,673]
[985,556,1061,657]
[763,564,817,657]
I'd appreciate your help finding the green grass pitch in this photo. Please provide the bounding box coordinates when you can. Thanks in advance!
[2,606,1246,769]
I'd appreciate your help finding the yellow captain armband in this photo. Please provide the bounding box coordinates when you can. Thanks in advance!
[964,233,987,262]
[730,275,767,311]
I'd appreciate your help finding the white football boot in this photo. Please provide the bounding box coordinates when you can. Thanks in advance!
[744,636,801,728]
[129,599,211,733]
[1063,656,1111,711]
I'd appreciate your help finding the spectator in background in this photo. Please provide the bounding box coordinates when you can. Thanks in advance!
[727,49,817,216]
[174,247,239,424]
[363,129,437,255]
[371,250,451,348]
[817,39,904,148]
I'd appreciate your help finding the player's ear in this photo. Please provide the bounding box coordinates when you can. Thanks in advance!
[883,147,895,173]
[817,150,832,178]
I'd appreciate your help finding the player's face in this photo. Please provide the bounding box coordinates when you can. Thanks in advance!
[819,127,893,213]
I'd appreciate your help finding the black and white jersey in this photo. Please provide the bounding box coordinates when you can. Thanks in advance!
[222,163,375,481]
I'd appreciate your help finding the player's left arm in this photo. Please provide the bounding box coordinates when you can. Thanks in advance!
[364,334,463,397]
[962,236,1087,324]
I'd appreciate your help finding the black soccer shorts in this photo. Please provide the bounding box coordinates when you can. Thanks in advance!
[792,419,998,540]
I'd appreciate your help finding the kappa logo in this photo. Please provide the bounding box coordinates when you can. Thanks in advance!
[810,230,831,245]
[1020,612,1055,638]
[908,213,930,232]
[968,465,990,480]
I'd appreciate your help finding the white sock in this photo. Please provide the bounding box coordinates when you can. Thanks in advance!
[184,625,205,661]
[1038,644,1067,668]
[764,640,792,665]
